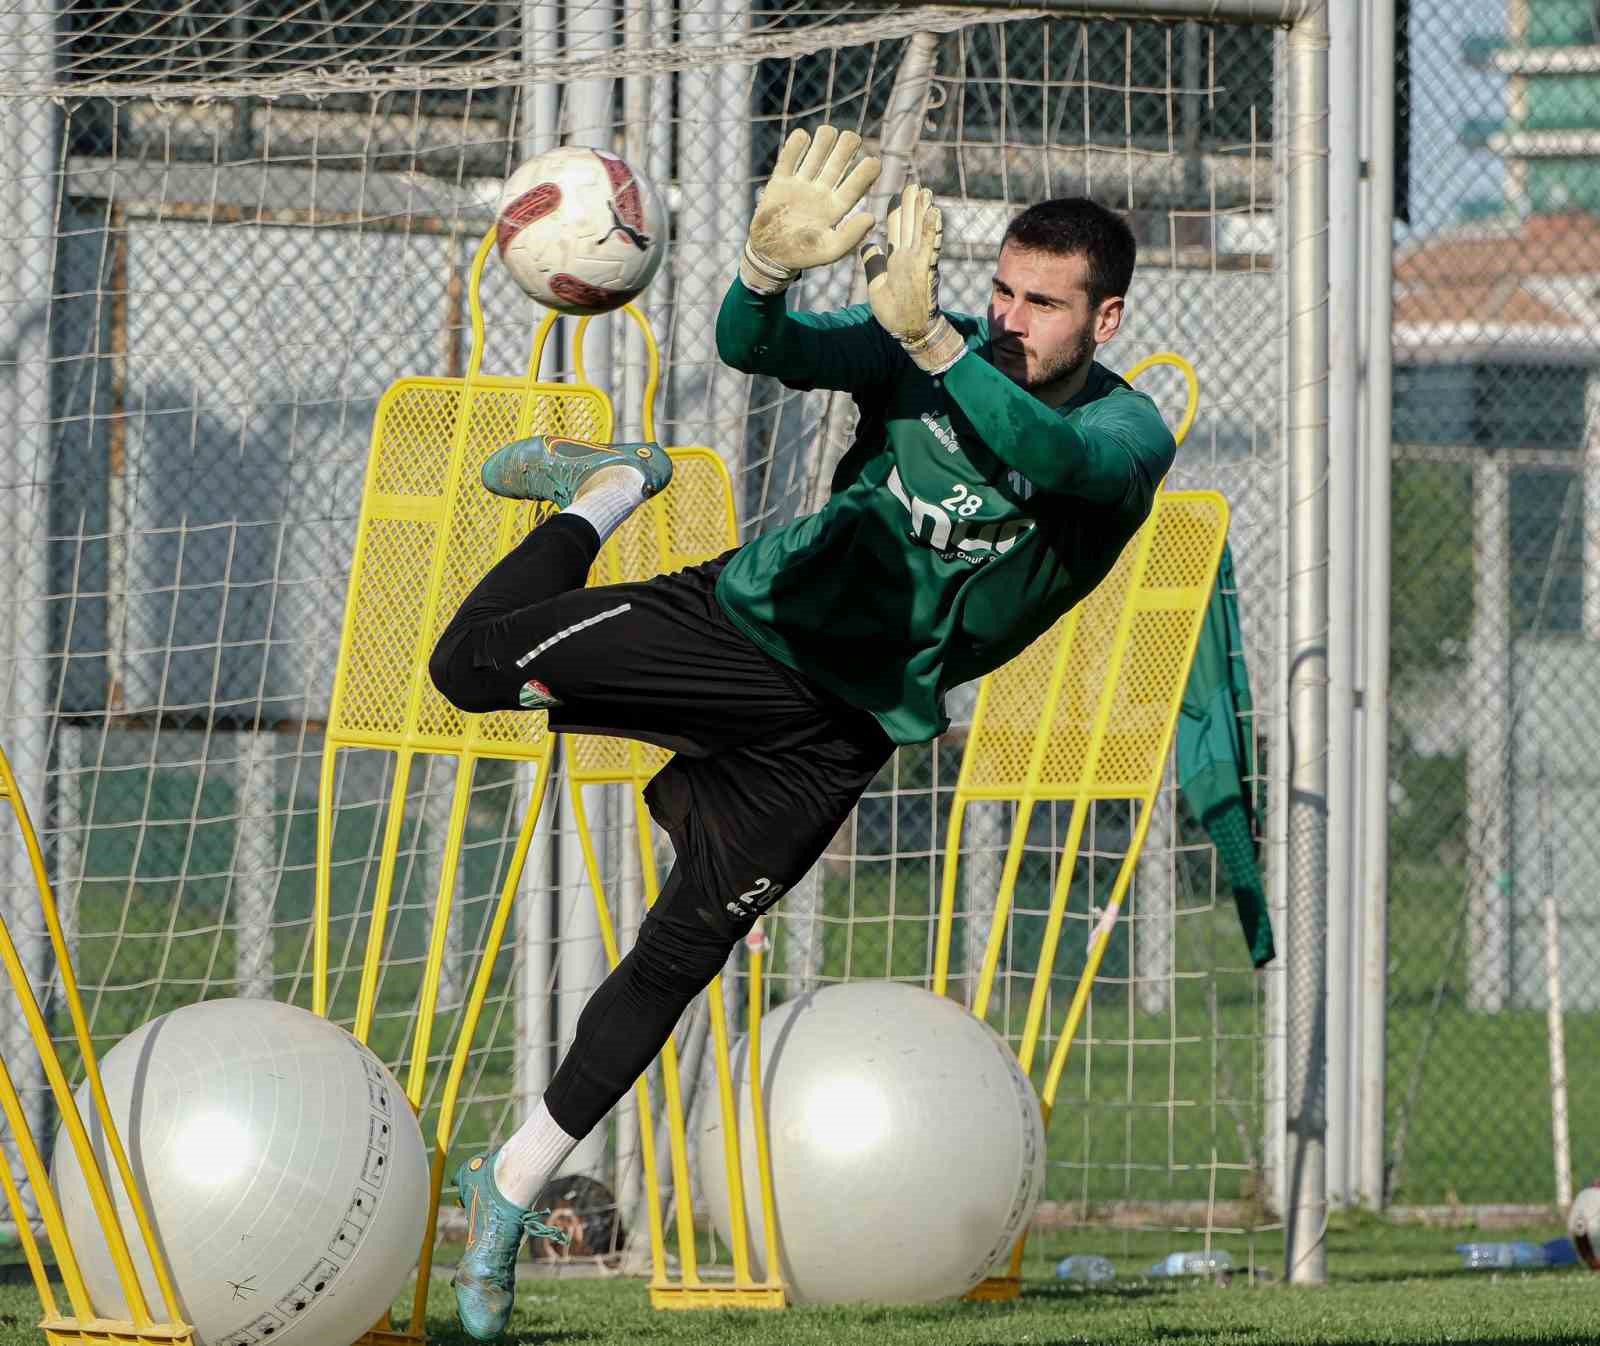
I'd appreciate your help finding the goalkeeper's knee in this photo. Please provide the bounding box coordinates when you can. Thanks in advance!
[428,630,507,714]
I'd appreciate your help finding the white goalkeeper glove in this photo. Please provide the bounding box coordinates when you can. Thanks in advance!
[740,125,882,295]
[860,185,967,377]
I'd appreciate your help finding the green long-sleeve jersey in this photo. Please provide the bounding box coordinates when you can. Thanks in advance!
[712,278,1178,745]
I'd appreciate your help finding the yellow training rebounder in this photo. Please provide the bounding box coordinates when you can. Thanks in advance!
[934,353,1222,1299]
[597,352,1223,1311]
[0,744,194,1346]
[315,224,741,1339]
[560,458,786,1311]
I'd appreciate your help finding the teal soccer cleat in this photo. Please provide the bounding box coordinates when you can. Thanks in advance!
[451,1153,570,1341]
[479,435,673,507]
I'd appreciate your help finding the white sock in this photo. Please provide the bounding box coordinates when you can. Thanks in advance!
[564,465,648,545]
[493,1098,581,1208]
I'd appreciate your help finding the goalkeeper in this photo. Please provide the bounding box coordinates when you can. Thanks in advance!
[429,124,1175,1339]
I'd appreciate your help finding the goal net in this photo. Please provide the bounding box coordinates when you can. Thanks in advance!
[1,1,1288,1271]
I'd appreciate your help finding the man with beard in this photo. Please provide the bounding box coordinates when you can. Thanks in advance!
[430,125,1176,1340]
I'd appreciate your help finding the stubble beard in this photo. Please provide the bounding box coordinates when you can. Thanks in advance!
[1017,325,1095,393]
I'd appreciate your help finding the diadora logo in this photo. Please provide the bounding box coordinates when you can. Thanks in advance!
[886,466,1033,564]
[921,411,962,455]
[725,877,786,920]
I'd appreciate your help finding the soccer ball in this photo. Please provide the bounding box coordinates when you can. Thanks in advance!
[495,146,667,315]
[1568,1181,1600,1269]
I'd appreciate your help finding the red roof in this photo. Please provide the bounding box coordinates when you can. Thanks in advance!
[1393,210,1600,344]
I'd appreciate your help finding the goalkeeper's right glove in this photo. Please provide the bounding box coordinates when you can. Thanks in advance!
[740,124,882,296]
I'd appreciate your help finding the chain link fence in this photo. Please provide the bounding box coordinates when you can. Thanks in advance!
[1385,0,1600,1207]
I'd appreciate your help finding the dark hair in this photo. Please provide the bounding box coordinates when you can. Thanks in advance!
[533,1173,627,1257]
[1001,198,1137,306]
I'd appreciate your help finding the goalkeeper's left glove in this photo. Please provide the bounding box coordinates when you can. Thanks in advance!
[860,185,967,376]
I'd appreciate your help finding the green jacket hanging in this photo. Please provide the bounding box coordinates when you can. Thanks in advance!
[1176,540,1275,968]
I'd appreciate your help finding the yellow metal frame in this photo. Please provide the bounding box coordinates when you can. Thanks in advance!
[315,222,771,1336]
[558,461,784,1310]
[0,746,194,1346]
[314,227,602,1341]
[1123,351,1200,448]
[592,349,1213,1310]
[935,353,1219,1299]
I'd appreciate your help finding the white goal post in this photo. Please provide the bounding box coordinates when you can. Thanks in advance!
[0,0,1366,1289]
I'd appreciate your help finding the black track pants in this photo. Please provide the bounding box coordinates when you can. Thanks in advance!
[430,514,892,1137]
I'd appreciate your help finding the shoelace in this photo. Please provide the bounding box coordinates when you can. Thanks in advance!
[520,1207,570,1247]
[473,1198,567,1262]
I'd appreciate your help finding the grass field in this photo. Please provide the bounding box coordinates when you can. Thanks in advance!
[3,1220,1595,1345]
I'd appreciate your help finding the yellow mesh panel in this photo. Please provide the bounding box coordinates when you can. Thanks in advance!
[528,385,609,441]
[956,489,1230,808]
[962,621,1068,793]
[336,517,434,741]
[1095,609,1199,791]
[1143,491,1229,590]
[1035,543,1140,792]
[318,263,715,1328]
[327,376,610,760]
[568,449,738,786]
[371,384,459,499]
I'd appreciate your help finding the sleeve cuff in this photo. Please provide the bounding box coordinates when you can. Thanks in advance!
[739,244,797,296]
[902,316,968,377]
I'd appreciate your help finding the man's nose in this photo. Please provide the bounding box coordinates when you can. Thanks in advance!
[992,302,1024,338]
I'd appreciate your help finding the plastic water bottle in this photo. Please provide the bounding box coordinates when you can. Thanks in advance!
[1456,1239,1577,1270]
[1056,1254,1115,1284]
[1145,1249,1234,1278]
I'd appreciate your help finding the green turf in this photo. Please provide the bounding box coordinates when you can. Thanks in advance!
[2,1221,1594,1346]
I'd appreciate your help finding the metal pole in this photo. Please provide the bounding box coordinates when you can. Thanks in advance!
[1135,773,1175,1017]
[1467,460,1512,1012]
[1537,757,1572,1210]
[513,0,561,1151]
[621,0,672,447]
[804,29,941,514]
[937,0,1316,17]
[1283,0,1330,1286]
[521,2,560,159]
[1264,30,1292,1222]
[419,755,465,1010]
[673,2,726,457]
[231,726,279,999]
[1358,0,1396,1211]
[555,0,616,1189]
[714,1,755,469]
[1584,374,1600,641]
[0,11,57,1225]
[1323,0,1360,1212]
[516,766,559,1130]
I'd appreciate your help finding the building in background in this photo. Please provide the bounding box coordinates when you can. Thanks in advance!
[1466,0,1600,214]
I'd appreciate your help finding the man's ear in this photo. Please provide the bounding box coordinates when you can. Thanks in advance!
[1095,295,1125,344]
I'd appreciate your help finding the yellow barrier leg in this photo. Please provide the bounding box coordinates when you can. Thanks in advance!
[405,753,480,1107]
[931,797,968,997]
[407,753,553,1339]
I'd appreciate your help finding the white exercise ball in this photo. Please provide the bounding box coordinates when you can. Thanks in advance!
[696,981,1044,1304]
[51,998,429,1346]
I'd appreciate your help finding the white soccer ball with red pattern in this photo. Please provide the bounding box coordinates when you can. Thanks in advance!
[1568,1181,1600,1269]
[494,146,667,315]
